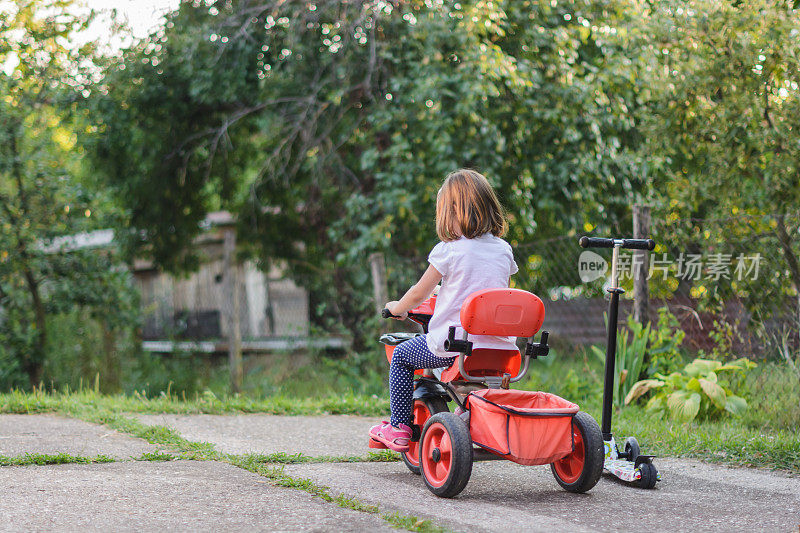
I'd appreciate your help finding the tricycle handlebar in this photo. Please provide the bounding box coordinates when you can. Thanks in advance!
[381,308,433,327]
[579,236,655,251]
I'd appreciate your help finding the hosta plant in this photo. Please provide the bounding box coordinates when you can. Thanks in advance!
[625,358,756,421]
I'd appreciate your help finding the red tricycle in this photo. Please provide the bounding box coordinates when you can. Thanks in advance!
[371,287,605,498]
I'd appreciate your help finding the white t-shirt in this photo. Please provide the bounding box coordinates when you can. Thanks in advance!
[426,233,519,357]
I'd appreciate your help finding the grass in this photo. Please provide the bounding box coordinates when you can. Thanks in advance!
[0,388,388,417]
[1,379,798,473]
[138,451,176,461]
[382,512,450,533]
[0,453,114,466]
[244,450,400,464]
[742,361,800,431]
[0,451,180,466]
[609,405,800,471]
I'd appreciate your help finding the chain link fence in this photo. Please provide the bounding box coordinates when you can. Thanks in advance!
[651,213,800,360]
[129,210,800,424]
[508,212,800,429]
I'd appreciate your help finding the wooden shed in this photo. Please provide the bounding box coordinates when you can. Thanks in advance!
[133,212,326,353]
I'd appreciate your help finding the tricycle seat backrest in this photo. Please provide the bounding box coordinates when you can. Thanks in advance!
[460,288,545,338]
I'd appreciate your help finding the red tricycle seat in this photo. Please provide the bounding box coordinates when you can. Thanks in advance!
[439,348,521,382]
[440,288,544,382]
[381,288,545,381]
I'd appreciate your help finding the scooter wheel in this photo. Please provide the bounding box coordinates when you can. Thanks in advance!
[624,436,641,462]
[420,412,473,498]
[402,397,448,475]
[550,411,604,493]
[637,461,658,489]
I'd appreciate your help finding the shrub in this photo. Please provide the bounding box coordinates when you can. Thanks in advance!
[625,358,756,421]
[645,306,686,376]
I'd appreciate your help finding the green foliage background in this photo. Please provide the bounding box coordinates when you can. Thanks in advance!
[2,0,800,400]
[0,1,139,389]
[84,0,676,347]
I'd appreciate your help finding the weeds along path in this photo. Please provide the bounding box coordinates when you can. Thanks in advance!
[0,408,444,533]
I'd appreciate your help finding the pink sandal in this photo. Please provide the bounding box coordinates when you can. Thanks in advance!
[369,421,412,452]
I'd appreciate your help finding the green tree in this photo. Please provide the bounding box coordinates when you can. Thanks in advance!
[0,0,138,387]
[88,0,650,345]
[630,0,800,351]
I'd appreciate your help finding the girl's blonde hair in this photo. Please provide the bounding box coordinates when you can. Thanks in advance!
[435,169,508,242]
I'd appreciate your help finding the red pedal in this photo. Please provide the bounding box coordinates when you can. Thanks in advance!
[368,438,388,449]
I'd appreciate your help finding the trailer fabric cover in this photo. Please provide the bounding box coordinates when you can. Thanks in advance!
[466,389,578,466]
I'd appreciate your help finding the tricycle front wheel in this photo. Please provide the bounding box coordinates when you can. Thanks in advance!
[420,412,473,498]
[550,411,604,493]
[402,397,448,475]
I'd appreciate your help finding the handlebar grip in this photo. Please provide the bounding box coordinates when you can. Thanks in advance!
[579,236,615,249]
[381,309,398,319]
[579,236,656,251]
[622,238,656,251]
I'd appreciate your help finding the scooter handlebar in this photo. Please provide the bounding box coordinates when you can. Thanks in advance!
[381,308,398,319]
[579,236,655,251]
[579,236,614,248]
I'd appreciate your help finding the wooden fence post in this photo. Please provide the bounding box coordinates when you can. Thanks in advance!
[223,227,243,393]
[369,252,389,330]
[633,205,651,325]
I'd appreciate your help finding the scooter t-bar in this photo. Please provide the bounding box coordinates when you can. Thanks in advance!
[579,236,654,438]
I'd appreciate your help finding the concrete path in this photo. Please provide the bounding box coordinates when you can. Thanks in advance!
[0,414,159,459]
[283,458,800,532]
[135,413,383,456]
[135,413,800,532]
[2,413,799,532]
[0,460,394,532]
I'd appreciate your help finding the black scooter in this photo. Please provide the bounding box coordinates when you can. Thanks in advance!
[579,236,660,489]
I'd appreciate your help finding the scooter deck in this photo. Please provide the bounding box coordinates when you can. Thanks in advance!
[604,437,661,484]
[604,457,651,483]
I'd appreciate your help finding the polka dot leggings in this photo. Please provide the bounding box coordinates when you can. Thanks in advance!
[389,334,455,428]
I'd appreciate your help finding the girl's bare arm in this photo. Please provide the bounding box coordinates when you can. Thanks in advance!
[385,265,442,318]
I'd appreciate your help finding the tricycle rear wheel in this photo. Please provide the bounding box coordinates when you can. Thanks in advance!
[402,397,448,475]
[550,411,603,493]
[420,412,473,498]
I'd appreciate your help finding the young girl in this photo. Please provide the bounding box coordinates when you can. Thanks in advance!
[369,169,519,452]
